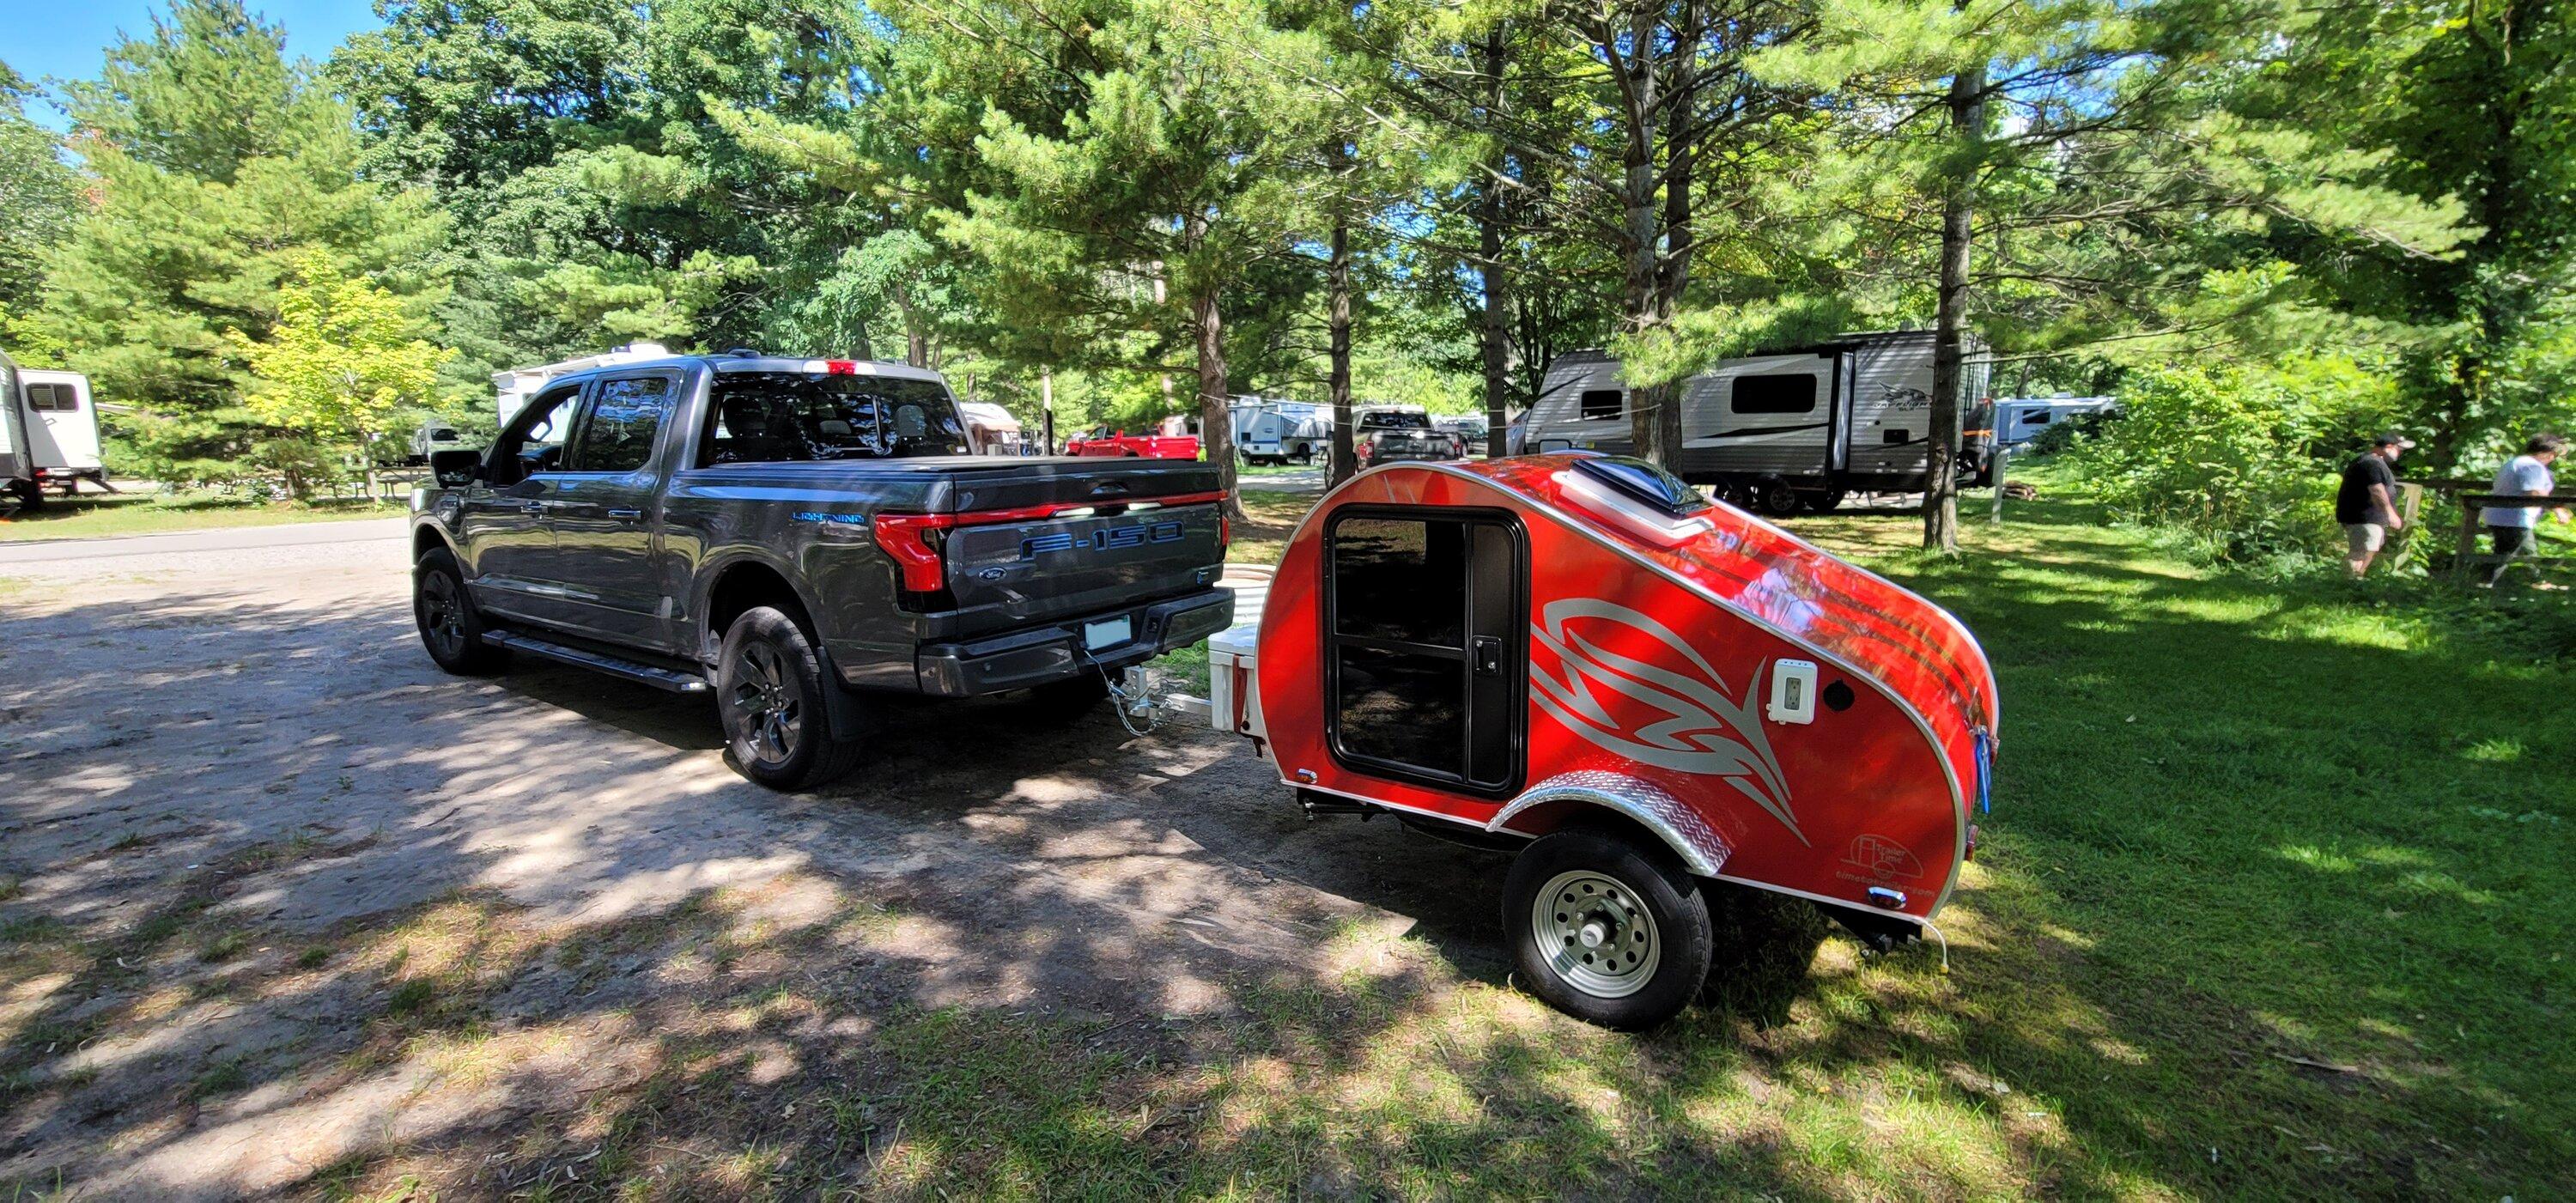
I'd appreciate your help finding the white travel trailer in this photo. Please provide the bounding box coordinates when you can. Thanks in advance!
[957,400,1027,455]
[1522,330,1991,514]
[0,352,107,508]
[1983,395,2117,447]
[1231,398,1331,465]
[494,342,672,427]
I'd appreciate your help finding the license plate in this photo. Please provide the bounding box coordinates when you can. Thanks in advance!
[1083,617,1132,650]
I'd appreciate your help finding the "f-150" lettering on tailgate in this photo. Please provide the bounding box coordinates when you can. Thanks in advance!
[1021,519,1185,559]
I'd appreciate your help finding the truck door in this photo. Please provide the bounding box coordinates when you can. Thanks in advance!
[1321,508,1528,797]
[542,370,685,647]
[459,380,583,625]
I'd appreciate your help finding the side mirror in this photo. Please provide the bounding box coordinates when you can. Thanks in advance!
[428,448,483,488]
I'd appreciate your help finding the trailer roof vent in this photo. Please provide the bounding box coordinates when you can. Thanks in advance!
[1570,455,1710,519]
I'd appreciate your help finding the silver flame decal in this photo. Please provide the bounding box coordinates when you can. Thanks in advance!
[1528,598,1805,845]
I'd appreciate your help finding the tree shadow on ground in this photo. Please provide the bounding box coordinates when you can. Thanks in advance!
[1,514,2569,1197]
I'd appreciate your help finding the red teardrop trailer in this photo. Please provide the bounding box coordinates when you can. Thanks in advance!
[1209,454,1998,1028]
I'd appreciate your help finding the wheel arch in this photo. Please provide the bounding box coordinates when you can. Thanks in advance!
[410,521,458,565]
[1485,771,1733,878]
[697,554,822,659]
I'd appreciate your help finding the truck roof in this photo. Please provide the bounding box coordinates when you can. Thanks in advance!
[553,354,953,386]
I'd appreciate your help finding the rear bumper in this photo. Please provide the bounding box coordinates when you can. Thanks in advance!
[914,586,1235,697]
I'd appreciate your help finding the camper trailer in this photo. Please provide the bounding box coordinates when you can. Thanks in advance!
[1523,331,1991,514]
[1234,398,1331,465]
[0,354,107,508]
[1982,395,2117,447]
[1207,453,1998,1028]
[957,400,1028,455]
[493,343,671,427]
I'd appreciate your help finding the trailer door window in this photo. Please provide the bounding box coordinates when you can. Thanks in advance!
[1326,511,1526,795]
[25,384,75,411]
[1730,374,1817,414]
[1579,389,1624,421]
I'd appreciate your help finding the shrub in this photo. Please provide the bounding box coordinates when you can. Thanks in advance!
[2058,365,2340,564]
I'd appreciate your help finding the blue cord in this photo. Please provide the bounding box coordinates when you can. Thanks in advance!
[1973,726,1994,814]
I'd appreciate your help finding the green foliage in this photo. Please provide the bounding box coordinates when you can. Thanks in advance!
[0,63,82,329]
[32,0,444,486]
[226,254,453,494]
[2057,364,2360,563]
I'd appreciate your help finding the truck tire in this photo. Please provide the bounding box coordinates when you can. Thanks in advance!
[1504,828,1713,1030]
[717,606,864,791]
[412,547,508,675]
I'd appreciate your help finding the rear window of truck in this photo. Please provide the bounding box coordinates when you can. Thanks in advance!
[702,374,969,465]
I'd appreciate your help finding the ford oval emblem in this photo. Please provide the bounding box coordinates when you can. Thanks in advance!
[976,567,1007,581]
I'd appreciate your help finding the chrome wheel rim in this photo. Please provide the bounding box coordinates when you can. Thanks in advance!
[1532,870,1662,999]
[417,571,466,658]
[726,643,801,765]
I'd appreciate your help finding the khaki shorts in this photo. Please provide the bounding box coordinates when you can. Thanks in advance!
[2344,523,2386,556]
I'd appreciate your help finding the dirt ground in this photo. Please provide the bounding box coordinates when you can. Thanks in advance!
[0,530,1538,1199]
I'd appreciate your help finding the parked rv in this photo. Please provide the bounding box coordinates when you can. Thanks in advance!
[1974,396,2117,448]
[0,352,108,508]
[1234,398,1330,465]
[1523,331,1992,515]
[958,401,1028,455]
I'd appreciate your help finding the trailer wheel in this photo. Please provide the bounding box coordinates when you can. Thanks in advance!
[412,548,507,675]
[1756,478,1802,518]
[717,606,865,791]
[1504,829,1713,1030]
[8,478,44,511]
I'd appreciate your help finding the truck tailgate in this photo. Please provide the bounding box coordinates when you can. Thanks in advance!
[931,459,1228,638]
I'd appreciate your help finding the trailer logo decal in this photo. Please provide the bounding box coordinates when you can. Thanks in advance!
[1528,599,1804,845]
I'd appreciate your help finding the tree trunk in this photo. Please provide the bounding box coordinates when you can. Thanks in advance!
[1615,9,1674,468]
[1327,197,1358,485]
[1478,26,1514,460]
[894,284,927,368]
[1925,64,1985,555]
[1195,289,1248,522]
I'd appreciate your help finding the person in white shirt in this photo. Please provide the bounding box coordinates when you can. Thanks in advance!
[2482,432,2568,585]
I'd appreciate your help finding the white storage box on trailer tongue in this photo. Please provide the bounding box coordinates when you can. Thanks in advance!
[1206,622,1270,759]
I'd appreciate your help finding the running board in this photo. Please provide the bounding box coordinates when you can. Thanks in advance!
[481,630,711,694]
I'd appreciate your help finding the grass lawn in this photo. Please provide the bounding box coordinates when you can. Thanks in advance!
[1139,471,2571,1197]
[0,490,410,541]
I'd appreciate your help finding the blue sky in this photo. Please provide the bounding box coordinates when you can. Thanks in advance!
[3,0,383,128]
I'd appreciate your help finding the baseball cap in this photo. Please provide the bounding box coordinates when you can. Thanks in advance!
[2373,432,2417,448]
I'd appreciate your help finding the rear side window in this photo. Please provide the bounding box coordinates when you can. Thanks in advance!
[26,383,75,411]
[570,375,676,473]
[1579,389,1624,421]
[1731,374,1817,415]
[702,374,969,465]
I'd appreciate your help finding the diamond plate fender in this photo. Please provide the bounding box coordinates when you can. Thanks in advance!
[1485,769,1735,877]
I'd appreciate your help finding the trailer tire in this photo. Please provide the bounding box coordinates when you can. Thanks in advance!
[717,606,865,791]
[8,478,44,510]
[412,548,508,676]
[1504,828,1713,1030]
[1756,478,1802,518]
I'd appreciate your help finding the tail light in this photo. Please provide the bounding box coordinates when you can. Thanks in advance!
[1219,513,1232,550]
[871,513,955,592]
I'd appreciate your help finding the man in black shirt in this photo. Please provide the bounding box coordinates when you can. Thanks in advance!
[2336,433,2413,577]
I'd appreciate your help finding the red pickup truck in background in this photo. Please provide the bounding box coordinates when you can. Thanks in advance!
[1064,415,1202,459]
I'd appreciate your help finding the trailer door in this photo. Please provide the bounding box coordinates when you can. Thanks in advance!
[1323,507,1528,798]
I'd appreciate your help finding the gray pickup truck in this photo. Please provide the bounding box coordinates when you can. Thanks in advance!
[409,353,1233,788]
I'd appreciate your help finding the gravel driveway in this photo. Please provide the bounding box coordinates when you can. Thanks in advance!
[0,526,1510,1197]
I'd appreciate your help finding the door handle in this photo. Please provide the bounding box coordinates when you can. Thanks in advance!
[607,508,643,520]
[521,501,547,514]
